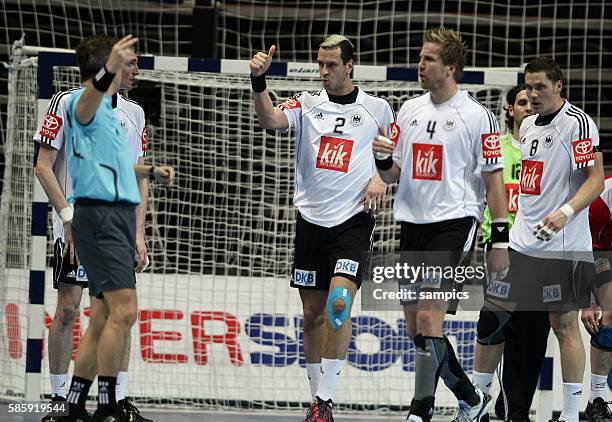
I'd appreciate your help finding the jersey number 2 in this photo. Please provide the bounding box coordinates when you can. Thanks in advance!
[334,117,345,134]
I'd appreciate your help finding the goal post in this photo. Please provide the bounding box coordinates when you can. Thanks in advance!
[1,45,524,415]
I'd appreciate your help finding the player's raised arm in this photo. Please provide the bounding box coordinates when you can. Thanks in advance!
[250,45,290,130]
[373,125,401,184]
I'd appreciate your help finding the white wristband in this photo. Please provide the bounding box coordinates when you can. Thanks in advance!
[559,203,575,219]
[491,242,509,249]
[59,206,73,224]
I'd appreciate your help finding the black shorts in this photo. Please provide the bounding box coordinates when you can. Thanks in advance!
[398,217,478,310]
[291,211,375,291]
[72,200,137,298]
[485,250,593,311]
[53,239,89,289]
[594,250,612,290]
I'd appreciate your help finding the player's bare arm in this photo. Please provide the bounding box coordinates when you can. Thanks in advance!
[535,153,604,239]
[373,126,400,184]
[482,169,510,273]
[76,35,139,124]
[250,45,289,130]
[34,144,79,265]
[135,156,149,272]
[362,172,387,215]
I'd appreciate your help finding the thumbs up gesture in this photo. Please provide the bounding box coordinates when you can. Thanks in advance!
[373,126,396,160]
[250,45,276,77]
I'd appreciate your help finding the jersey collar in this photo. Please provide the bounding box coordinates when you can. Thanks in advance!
[534,100,567,126]
[327,86,360,105]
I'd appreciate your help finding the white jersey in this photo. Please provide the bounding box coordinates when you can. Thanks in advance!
[392,90,503,223]
[281,87,398,227]
[34,90,148,241]
[510,100,599,256]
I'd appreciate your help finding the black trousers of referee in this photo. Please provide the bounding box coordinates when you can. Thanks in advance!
[495,311,551,421]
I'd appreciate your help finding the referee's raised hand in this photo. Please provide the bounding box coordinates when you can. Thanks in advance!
[106,35,139,74]
[250,45,276,77]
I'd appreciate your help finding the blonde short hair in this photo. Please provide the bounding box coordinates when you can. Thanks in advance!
[320,34,355,64]
[424,26,468,81]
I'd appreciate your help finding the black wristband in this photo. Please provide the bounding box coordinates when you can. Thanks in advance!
[148,166,156,181]
[375,155,393,171]
[491,221,510,244]
[92,65,116,93]
[250,74,267,93]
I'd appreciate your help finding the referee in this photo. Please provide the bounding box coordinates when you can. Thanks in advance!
[58,34,174,421]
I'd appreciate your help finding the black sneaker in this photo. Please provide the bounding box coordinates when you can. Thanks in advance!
[117,399,153,421]
[41,397,67,422]
[303,396,334,422]
[585,397,612,422]
[90,414,119,422]
[42,403,90,422]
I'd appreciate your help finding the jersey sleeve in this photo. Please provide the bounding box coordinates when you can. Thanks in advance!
[34,91,69,150]
[474,107,504,172]
[383,101,400,146]
[569,114,599,171]
[137,107,148,157]
[589,196,611,246]
[278,92,305,131]
[392,102,411,167]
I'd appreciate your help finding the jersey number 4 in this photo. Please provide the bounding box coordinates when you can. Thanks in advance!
[427,120,437,139]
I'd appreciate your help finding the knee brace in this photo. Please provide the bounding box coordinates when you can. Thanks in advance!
[327,287,352,330]
[591,325,612,351]
[476,306,511,345]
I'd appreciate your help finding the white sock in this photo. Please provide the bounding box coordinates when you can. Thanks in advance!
[472,371,494,395]
[306,363,321,398]
[559,382,582,422]
[116,371,128,401]
[590,373,608,403]
[50,374,67,398]
[315,358,344,402]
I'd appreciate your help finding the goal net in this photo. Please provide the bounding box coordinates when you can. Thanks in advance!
[0,50,515,415]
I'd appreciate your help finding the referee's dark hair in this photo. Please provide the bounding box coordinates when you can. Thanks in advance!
[75,34,118,83]
[320,34,356,78]
[504,84,527,133]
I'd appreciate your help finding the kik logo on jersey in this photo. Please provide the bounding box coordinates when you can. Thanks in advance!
[412,143,442,181]
[316,136,354,173]
[520,160,543,195]
[505,183,519,213]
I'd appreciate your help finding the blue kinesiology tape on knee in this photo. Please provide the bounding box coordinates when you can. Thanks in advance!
[327,287,351,330]
[592,325,612,351]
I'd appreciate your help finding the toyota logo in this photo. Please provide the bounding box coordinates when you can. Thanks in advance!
[390,123,399,140]
[483,133,500,149]
[574,140,592,154]
[43,114,60,130]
